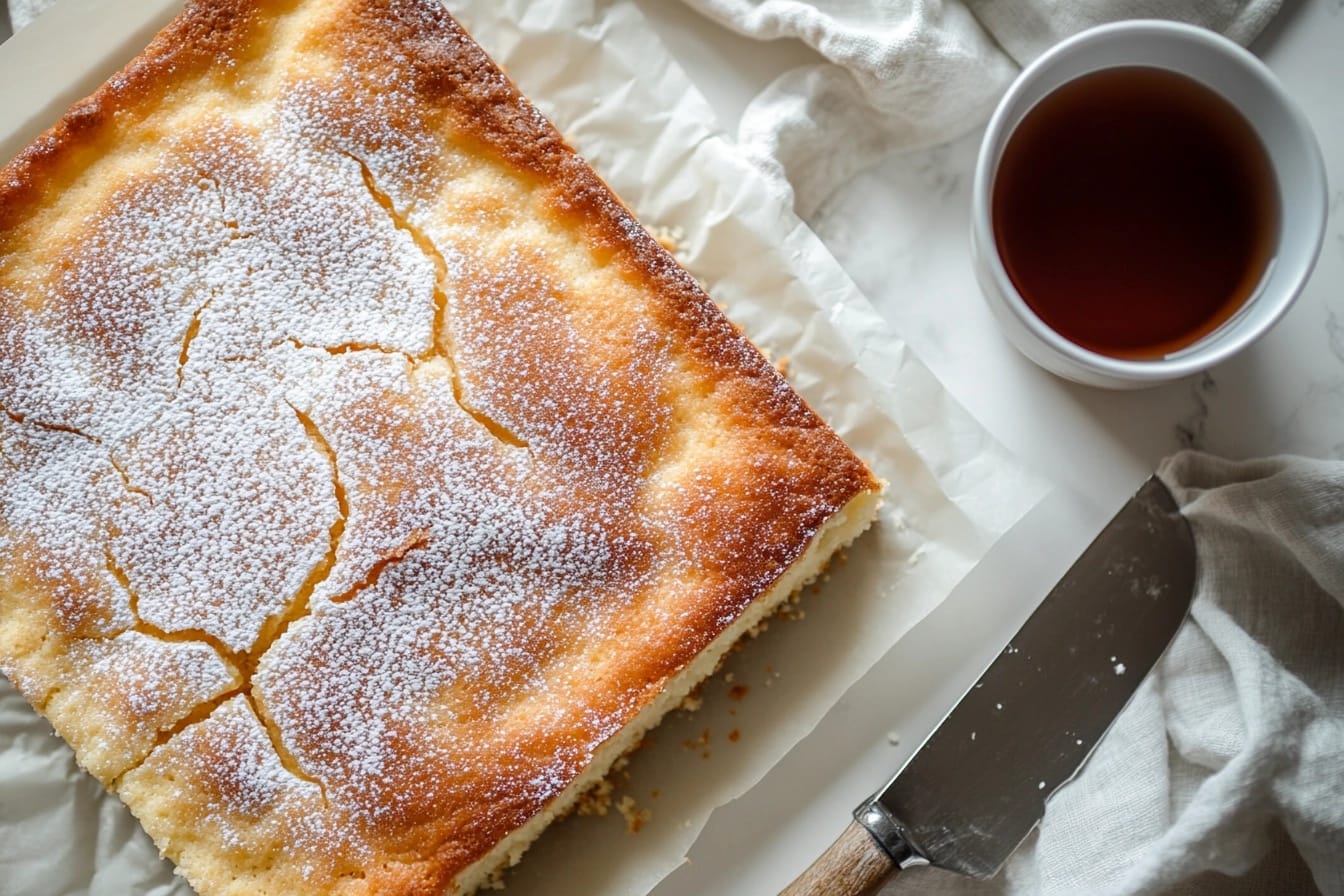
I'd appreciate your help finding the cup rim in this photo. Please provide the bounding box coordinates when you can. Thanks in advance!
[971,19,1328,384]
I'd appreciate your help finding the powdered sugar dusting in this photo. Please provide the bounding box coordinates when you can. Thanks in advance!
[0,414,135,638]
[257,352,658,824]
[109,369,337,654]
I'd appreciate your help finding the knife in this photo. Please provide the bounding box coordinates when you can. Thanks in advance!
[781,474,1196,895]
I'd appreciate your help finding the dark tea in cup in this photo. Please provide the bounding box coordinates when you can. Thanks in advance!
[991,66,1278,360]
[970,21,1325,389]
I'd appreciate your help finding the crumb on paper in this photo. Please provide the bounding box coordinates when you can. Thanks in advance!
[683,728,711,753]
[728,684,750,702]
[761,665,780,689]
[678,692,703,713]
[616,795,653,834]
[573,750,639,818]
[886,731,900,746]
[728,728,740,743]
[649,224,684,255]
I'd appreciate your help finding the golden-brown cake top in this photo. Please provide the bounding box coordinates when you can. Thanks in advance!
[0,0,881,893]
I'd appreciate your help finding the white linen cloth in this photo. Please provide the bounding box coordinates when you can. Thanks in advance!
[676,0,1280,215]
[897,451,1344,896]
[6,0,40,31]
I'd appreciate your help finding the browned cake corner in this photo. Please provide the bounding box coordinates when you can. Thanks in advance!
[0,0,883,894]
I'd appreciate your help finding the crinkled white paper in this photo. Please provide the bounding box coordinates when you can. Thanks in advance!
[0,1,1043,893]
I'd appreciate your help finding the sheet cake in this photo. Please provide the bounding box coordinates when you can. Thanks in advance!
[0,0,883,892]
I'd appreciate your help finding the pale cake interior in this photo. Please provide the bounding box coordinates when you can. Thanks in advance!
[0,0,883,894]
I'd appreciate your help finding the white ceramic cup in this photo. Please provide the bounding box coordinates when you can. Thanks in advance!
[970,20,1327,389]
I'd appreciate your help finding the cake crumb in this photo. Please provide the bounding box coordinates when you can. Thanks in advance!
[728,684,750,702]
[683,728,711,752]
[728,729,740,743]
[649,224,684,255]
[616,795,652,834]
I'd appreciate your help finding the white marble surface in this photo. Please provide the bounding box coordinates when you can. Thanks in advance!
[636,0,1344,893]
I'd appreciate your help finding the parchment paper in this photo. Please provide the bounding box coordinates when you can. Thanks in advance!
[0,1,1045,893]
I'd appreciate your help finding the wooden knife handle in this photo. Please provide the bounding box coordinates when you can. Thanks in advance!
[779,820,897,896]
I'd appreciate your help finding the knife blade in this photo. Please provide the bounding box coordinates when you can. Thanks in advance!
[781,474,1196,896]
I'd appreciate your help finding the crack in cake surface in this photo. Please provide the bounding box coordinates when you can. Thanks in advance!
[245,689,331,805]
[244,402,349,667]
[106,453,153,505]
[1,404,99,477]
[284,335,415,359]
[121,686,246,785]
[175,297,213,389]
[2,403,154,507]
[1,406,102,445]
[102,546,244,670]
[100,507,334,792]
[344,151,528,450]
[326,528,430,605]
